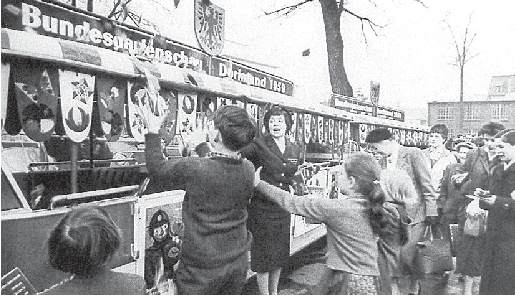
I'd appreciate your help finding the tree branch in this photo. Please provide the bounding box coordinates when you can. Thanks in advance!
[264,0,314,16]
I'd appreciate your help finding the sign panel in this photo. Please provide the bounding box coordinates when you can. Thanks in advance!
[2,0,210,72]
[211,58,294,96]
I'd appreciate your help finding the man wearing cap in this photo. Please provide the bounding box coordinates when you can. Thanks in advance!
[144,209,181,291]
[366,128,437,295]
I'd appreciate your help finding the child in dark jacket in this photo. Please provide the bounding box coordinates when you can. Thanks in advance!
[143,102,256,295]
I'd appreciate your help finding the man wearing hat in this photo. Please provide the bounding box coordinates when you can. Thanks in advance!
[144,209,181,290]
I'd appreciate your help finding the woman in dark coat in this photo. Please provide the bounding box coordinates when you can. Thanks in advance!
[240,106,302,295]
[478,130,515,295]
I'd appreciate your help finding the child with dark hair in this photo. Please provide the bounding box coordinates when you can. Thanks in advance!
[254,152,395,294]
[143,105,256,295]
[41,206,145,295]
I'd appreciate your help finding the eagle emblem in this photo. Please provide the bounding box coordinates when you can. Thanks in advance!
[194,0,225,56]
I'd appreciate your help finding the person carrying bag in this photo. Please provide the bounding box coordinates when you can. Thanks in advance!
[414,222,454,275]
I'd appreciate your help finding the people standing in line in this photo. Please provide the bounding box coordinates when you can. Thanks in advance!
[144,105,257,295]
[365,128,437,295]
[240,106,302,295]
[423,124,457,213]
[40,206,146,295]
[254,152,395,294]
[378,169,418,295]
[478,129,515,295]
[439,142,475,228]
[455,122,505,295]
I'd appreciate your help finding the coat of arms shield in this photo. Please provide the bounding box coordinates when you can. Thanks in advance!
[194,0,225,56]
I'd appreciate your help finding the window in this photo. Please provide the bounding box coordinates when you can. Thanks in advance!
[437,106,454,120]
[465,105,480,120]
[491,104,508,121]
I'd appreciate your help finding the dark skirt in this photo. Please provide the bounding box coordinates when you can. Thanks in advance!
[308,267,384,295]
[247,198,291,273]
[455,227,486,276]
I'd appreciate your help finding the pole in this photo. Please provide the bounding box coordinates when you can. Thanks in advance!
[70,142,79,193]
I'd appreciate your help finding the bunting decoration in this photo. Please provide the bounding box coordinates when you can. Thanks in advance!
[317,116,323,143]
[358,124,365,144]
[59,70,95,142]
[296,113,304,145]
[328,119,334,144]
[304,114,311,144]
[177,92,198,137]
[127,81,148,141]
[96,77,126,141]
[13,63,59,142]
[339,121,346,146]
[1,63,10,129]
[158,89,178,144]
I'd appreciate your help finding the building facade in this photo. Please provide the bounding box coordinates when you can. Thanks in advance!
[428,100,515,137]
[428,75,515,137]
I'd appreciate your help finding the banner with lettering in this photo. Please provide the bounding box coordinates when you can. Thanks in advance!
[59,70,95,142]
[95,77,126,141]
[13,63,59,142]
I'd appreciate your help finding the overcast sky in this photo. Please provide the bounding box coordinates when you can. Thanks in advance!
[138,0,515,122]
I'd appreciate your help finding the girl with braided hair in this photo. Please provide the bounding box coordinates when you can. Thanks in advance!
[254,152,395,294]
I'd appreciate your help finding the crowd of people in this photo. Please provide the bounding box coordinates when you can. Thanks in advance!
[39,101,514,295]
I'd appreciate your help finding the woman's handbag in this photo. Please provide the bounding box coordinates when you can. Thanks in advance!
[463,199,488,237]
[414,223,454,275]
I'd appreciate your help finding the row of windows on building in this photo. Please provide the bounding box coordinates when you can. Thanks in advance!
[437,104,509,121]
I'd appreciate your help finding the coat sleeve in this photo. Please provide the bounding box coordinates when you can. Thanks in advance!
[240,141,262,169]
[256,180,334,223]
[145,133,190,189]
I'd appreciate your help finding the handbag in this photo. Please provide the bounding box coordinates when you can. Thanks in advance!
[463,199,488,237]
[414,223,454,275]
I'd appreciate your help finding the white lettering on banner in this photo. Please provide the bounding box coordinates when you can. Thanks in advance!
[218,63,285,93]
[20,2,203,69]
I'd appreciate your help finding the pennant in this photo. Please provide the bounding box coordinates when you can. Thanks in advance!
[59,70,95,142]
[339,121,346,146]
[317,116,323,143]
[158,88,178,144]
[177,92,197,136]
[328,119,334,144]
[359,124,367,143]
[4,64,22,136]
[13,63,59,142]
[1,63,10,130]
[295,113,303,144]
[304,114,311,144]
[96,77,126,141]
[127,81,148,141]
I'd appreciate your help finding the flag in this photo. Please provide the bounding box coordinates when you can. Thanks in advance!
[59,70,95,142]
[95,77,126,141]
[13,63,59,142]
[302,49,311,56]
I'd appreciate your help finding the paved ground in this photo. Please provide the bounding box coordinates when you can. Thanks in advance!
[242,239,480,295]
[244,263,480,295]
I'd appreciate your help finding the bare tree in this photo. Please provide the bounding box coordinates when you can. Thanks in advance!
[265,0,425,106]
[445,13,479,133]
